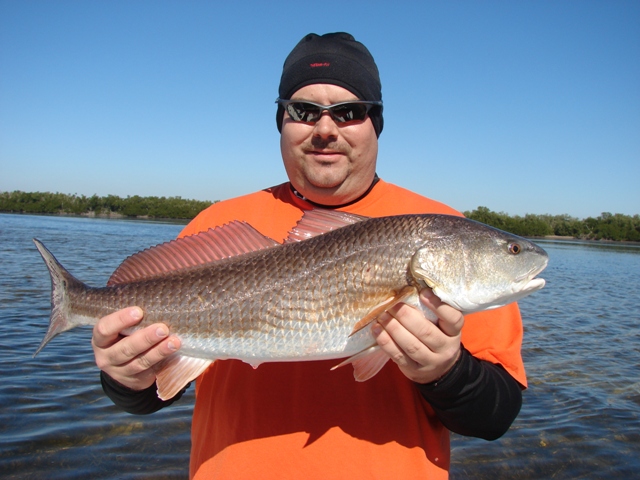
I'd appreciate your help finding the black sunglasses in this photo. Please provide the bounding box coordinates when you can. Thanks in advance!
[276,98,383,124]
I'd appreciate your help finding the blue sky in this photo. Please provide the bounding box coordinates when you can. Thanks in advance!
[1,0,638,219]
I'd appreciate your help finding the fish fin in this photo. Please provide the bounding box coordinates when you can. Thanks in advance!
[108,222,279,285]
[285,208,369,243]
[331,345,390,382]
[153,354,214,401]
[33,239,88,356]
[348,296,399,335]
[349,286,420,336]
[395,285,440,324]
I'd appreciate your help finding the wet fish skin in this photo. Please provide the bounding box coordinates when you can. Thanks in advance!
[33,210,548,400]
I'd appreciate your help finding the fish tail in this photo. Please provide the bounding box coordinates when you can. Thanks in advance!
[32,239,86,356]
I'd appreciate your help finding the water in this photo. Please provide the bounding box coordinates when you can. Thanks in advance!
[0,214,193,480]
[450,239,640,479]
[1,214,639,479]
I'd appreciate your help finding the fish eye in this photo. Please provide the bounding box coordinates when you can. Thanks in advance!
[508,243,521,255]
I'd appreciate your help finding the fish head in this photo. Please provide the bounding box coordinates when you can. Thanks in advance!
[410,216,548,313]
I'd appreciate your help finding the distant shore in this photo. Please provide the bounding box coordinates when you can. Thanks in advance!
[2,192,639,242]
[0,210,191,224]
[463,206,639,243]
[0,191,212,222]
[537,235,640,246]
[3,210,639,246]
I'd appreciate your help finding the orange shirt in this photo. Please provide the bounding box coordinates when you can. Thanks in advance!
[180,180,526,479]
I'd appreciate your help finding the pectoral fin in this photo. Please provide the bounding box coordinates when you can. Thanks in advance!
[349,285,421,336]
[153,354,213,401]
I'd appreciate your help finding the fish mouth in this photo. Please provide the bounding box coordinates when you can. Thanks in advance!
[515,257,549,294]
[515,260,548,293]
[515,258,548,283]
[523,277,546,293]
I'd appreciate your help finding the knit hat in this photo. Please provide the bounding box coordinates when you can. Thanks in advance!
[276,32,384,137]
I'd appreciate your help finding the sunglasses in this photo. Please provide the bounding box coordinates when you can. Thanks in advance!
[276,98,383,124]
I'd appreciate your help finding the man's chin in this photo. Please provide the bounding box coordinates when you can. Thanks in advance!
[297,183,364,206]
[305,173,346,191]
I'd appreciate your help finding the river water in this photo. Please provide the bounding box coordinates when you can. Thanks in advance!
[0,213,638,479]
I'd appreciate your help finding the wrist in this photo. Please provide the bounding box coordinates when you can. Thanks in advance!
[418,345,466,388]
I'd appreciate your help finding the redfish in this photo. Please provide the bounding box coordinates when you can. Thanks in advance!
[33,209,547,400]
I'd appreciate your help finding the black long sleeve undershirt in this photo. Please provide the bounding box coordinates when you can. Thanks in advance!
[417,346,523,440]
[100,371,188,415]
[101,346,522,440]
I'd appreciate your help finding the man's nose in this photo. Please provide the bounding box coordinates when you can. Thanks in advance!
[312,111,339,138]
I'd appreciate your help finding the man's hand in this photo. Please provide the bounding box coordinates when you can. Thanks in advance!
[372,288,464,384]
[91,307,181,391]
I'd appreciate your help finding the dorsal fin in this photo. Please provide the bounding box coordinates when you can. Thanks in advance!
[285,209,369,243]
[107,221,279,285]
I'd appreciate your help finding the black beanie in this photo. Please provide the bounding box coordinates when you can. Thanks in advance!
[276,32,384,137]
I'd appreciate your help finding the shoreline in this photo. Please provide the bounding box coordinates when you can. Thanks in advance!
[0,210,191,223]
[3,211,639,245]
[534,235,640,246]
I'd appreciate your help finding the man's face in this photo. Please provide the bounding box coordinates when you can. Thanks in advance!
[280,84,378,206]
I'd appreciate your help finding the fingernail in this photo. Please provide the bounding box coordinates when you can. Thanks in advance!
[156,327,168,338]
[372,323,383,336]
[167,340,177,351]
[131,307,143,320]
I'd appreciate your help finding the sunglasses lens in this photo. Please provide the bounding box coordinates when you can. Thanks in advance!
[286,102,322,122]
[330,104,369,122]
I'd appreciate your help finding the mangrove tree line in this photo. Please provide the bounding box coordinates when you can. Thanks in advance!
[1,191,638,241]
[464,206,640,242]
[0,191,214,220]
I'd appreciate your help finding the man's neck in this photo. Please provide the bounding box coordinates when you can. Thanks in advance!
[289,174,380,209]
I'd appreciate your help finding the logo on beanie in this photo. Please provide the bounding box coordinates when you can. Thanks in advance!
[310,62,331,67]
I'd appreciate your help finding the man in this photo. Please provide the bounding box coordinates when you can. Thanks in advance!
[93,33,526,479]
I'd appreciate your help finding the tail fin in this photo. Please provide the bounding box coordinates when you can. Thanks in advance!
[33,239,85,356]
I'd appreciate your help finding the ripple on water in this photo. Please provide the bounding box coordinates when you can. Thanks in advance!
[2,216,640,478]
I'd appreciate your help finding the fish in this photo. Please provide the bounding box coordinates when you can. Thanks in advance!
[33,209,548,400]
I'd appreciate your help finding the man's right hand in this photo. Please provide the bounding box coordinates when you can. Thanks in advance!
[91,307,181,391]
